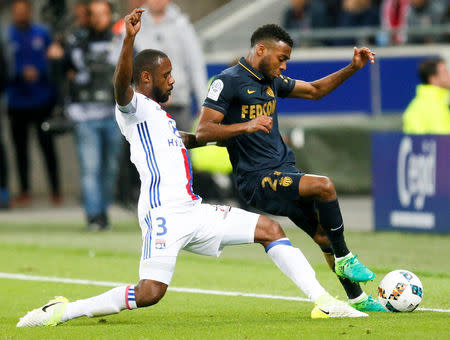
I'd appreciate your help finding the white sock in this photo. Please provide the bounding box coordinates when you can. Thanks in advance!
[348,292,368,304]
[61,285,137,322]
[335,252,353,262]
[266,238,327,302]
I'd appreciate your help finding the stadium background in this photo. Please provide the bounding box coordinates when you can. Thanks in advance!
[0,1,449,337]
[0,0,448,225]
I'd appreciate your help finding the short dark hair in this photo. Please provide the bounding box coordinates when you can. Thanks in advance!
[418,57,444,84]
[250,24,293,48]
[132,49,168,84]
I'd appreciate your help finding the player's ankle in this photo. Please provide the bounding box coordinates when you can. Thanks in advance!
[348,292,367,304]
[335,252,353,262]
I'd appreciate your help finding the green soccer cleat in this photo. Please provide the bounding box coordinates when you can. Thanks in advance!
[350,295,387,312]
[335,254,375,282]
[17,296,69,327]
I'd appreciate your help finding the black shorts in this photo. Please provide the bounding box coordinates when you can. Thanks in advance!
[237,164,319,238]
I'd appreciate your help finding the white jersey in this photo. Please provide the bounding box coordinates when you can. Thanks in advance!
[115,92,200,217]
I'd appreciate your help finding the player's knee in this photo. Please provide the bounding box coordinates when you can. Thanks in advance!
[134,280,167,308]
[266,220,285,242]
[255,216,285,245]
[316,177,336,201]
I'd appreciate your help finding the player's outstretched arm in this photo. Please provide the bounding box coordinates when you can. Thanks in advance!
[287,47,376,100]
[113,9,144,106]
[196,107,273,143]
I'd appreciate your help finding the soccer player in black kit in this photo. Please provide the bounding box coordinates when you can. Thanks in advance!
[196,24,385,312]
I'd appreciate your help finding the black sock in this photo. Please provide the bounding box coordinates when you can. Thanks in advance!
[320,246,363,299]
[339,277,364,300]
[316,199,349,257]
[332,238,350,258]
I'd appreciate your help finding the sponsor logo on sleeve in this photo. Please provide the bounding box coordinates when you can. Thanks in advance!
[207,79,224,101]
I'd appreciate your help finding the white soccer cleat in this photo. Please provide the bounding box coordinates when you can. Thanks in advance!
[17,296,69,327]
[311,294,368,318]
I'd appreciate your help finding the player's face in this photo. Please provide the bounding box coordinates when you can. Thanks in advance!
[259,41,291,81]
[152,57,175,103]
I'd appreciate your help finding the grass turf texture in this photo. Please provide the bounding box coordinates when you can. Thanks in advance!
[0,220,449,339]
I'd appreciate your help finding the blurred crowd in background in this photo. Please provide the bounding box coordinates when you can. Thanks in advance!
[0,0,210,232]
[282,0,450,46]
[0,0,448,230]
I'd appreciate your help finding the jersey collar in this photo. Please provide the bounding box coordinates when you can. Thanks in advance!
[238,57,265,82]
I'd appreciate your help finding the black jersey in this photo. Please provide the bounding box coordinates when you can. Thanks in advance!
[203,57,296,184]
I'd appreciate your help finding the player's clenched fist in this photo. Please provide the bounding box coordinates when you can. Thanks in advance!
[246,116,273,134]
[125,8,144,37]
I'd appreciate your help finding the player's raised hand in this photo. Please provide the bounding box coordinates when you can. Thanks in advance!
[351,47,376,70]
[246,116,273,134]
[125,8,144,38]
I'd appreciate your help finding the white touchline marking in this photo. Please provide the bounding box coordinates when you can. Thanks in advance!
[0,272,448,313]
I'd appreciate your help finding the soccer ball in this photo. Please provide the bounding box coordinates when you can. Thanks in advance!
[378,270,423,312]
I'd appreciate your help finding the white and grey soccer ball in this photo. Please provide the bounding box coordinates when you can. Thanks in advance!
[378,270,423,312]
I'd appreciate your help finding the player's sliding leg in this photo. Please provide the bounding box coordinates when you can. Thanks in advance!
[314,226,385,312]
[254,216,367,318]
[17,280,167,327]
[298,174,374,283]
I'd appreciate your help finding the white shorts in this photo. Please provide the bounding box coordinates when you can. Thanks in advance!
[138,203,259,285]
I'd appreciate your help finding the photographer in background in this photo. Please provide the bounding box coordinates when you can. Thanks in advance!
[60,0,122,231]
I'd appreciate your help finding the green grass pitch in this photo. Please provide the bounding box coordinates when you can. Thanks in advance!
[0,220,449,339]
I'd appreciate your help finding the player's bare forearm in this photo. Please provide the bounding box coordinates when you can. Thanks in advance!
[288,64,358,100]
[114,9,144,106]
[288,47,375,100]
[196,120,249,143]
[180,131,206,149]
[309,63,358,99]
[196,107,247,143]
[196,107,272,143]
[114,36,135,106]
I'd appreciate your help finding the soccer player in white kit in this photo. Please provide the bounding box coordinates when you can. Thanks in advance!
[17,9,366,327]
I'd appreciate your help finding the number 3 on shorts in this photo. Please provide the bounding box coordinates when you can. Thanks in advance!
[156,217,167,236]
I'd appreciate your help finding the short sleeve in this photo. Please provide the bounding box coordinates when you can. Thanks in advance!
[117,91,137,114]
[202,74,235,116]
[274,75,296,98]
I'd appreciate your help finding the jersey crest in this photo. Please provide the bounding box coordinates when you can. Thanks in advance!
[266,86,274,97]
